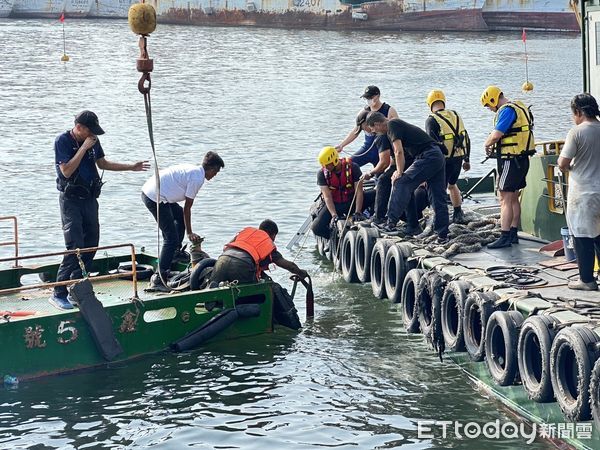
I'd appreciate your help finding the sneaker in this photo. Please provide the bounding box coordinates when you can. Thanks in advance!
[67,292,78,307]
[376,221,399,235]
[146,274,171,293]
[400,224,423,237]
[487,233,512,249]
[568,280,599,291]
[436,235,449,245]
[48,294,74,310]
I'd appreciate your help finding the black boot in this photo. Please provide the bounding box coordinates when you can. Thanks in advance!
[510,227,519,244]
[488,231,512,249]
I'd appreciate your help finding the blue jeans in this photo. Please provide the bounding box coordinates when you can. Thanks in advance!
[351,141,379,168]
[387,147,449,237]
[142,193,185,274]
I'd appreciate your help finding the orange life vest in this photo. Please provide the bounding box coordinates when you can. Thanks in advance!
[323,158,354,203]
[225,227,276,277]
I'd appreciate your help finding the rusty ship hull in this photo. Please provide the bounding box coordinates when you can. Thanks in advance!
[153,0,489,31]
[482,0,579,30]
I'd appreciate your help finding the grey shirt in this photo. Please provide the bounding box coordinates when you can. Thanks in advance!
[560,120,600,237]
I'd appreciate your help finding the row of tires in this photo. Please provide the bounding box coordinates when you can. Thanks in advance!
[316,225,600,426]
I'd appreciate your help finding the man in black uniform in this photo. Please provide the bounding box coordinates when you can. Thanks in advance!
[366,112,449,242]
[50,111,150,309]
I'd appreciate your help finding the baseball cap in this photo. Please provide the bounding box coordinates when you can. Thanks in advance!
[360,85,380,99]
[75,110,105,135]
[354,109,370,135]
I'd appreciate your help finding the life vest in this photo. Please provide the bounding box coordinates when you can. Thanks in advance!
[430,109,468,158]
[225,227,276,277]
[323,158,354,203]
[494,101,535,158]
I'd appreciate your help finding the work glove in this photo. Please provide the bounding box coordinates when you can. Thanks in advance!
[352,212,366,222]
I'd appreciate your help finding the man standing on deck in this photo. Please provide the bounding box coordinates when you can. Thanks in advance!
[311,146,374,239]
[366,112,449,242]
[425,89,471,224]
[51,110,150,310]
[335,85,399,168]
[141,151,225,292]
[481,86,535,249]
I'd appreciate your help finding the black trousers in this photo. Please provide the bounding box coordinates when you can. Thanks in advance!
[573,236,600,283]
[142,193,185,274]
[311,190,375,239]
[54,193,99,297]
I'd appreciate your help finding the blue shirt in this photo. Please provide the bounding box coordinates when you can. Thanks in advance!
[494,106,517,134]
[55,131,105,188]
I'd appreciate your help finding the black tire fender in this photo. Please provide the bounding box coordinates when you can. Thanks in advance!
[440,280,471,352]
[485,310,524,386]
[517,314,558,403]
[117,263,154,281]
[384,243,413,304]
[355,226,379,283]
[341,229,359,283]
[589,356,600,430]
[550,325,600,421]
[401,268,425,333]
[370,239,394,299]
[190,258,217,291]
[463,291,499,362]
[417,271,445,351]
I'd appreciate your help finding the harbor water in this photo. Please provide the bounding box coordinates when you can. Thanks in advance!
[0,18,582,448]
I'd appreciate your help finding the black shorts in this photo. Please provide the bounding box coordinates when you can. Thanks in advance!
[497,156,530,192]
[445,156,463,186]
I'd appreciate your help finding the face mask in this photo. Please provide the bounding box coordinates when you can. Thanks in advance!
[366,98,375,107]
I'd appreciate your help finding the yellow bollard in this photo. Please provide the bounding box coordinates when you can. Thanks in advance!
[128,2,157,36]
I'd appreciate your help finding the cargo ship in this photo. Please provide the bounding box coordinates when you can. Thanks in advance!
[4,0,579,33]
[10,0,93,18]
[0,0,15,17]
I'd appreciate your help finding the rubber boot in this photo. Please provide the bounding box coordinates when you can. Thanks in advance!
[488,231,512,249]
[510,227,519,244]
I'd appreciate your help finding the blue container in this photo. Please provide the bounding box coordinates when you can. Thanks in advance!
[561,227,577,262]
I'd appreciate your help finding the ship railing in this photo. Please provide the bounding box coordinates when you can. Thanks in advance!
[0,216,20,268]
[535,140,568,214]
[0,243,141,299]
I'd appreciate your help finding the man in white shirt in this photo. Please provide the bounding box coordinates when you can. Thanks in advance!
[142,151,224,291]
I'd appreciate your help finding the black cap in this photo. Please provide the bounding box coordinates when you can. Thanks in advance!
[354,109,370,135]
[74,110,105,135]
[360,85,380,99]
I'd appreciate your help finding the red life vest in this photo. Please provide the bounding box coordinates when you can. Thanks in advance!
[225,227,276,277]
[323,158,354,203]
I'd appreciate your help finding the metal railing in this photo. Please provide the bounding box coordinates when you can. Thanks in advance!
[536,140,565,156]
[0,243,141,299]
[0,216,20,268]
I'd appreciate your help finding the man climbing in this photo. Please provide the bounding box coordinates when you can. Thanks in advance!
[210,219,308,285]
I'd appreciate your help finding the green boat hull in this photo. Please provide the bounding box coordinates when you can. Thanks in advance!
[0,253,273,381]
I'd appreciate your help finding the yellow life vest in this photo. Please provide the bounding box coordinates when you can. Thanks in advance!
[494,100,535,158]
[430,109,468,158]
